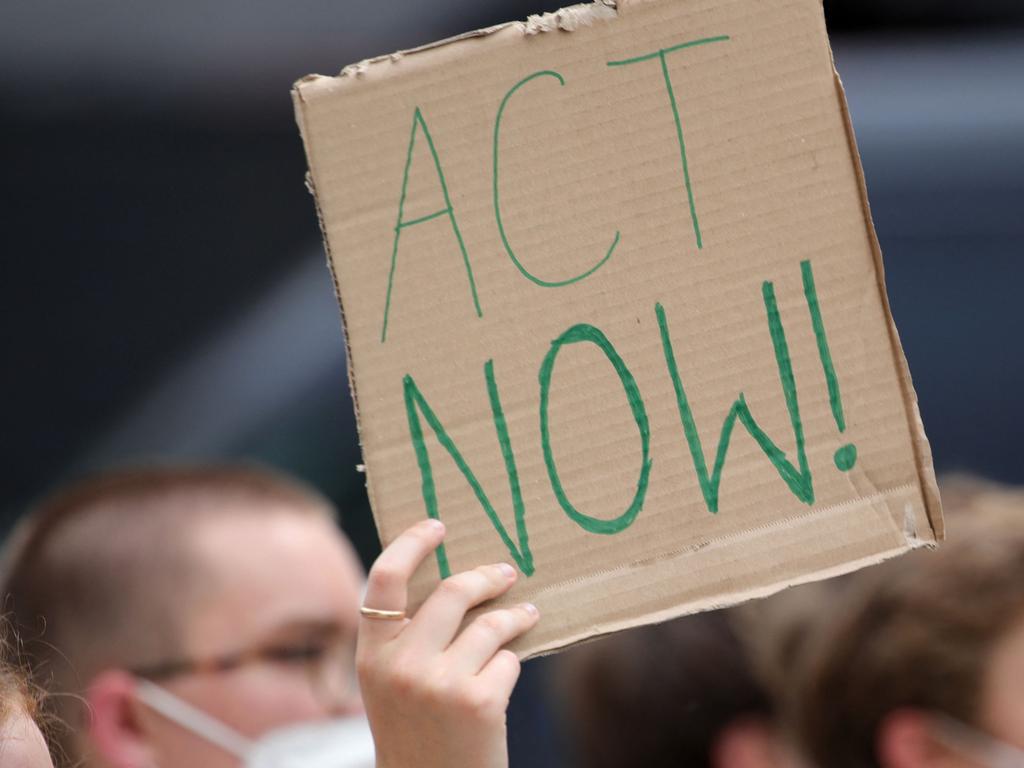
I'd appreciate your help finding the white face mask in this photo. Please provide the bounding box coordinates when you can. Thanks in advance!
[931,713,1024,768]
[134,679,375,768]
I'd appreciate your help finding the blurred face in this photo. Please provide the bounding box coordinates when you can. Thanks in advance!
[130,510,364,768]
[977,613,1024,751]
[880,615,1024,768]
[712,716,803,768]
[2,710,54,768]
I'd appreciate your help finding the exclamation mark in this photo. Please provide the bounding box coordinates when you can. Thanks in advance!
[801,260,857,472]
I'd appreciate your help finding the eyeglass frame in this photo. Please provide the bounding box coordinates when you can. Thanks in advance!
[128,629,359,709]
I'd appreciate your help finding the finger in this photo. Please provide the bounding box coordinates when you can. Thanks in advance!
[471,649,523,707]
[398,563,518,652]
[444,603,539,676]
[361,519,445,641]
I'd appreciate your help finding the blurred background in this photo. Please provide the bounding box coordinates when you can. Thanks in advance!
[2,1,1022,764]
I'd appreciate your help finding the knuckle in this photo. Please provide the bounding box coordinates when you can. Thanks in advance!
[368,563,402,592]
[354,652,375,680]
[422,674,454,706]
[385,658,421,697]
[498,649,521,671]
[437,578,464,600]
[476,611,510,636]
[455,685,503,721]
[438,574,474,601]
[411,524,436,545]
[479,563,509,585]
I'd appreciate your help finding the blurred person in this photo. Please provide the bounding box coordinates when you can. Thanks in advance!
[0,465,371,768]
[0,466,539,768]
[558,608,795,768]
[784,480,1024,768]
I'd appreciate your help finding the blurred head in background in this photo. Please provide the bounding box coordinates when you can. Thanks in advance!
[785,479,1024,768]
[560,608,796,768]
[0,465,369,768]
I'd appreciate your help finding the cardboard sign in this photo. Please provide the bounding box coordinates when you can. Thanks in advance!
[293,0,943,657]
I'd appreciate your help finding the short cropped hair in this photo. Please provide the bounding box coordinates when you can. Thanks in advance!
[0,464,335,742]
[789,482,1024,768]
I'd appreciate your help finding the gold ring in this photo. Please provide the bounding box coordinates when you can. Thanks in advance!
[360,605,407,621]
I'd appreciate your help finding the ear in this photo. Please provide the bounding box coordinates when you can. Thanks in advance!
[710,716,781,768]
[87,670,157,768]
[876,708,955,768]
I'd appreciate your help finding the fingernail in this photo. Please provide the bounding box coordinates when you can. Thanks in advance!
[426,519,445,533]
[521,602,539,616]
[497,563,516,579]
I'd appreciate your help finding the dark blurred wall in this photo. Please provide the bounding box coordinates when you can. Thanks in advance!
[1,0,565,518]
[826,0,1024,30]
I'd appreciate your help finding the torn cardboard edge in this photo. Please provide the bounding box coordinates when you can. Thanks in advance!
[293,0,629,88]
[524,484,928,597]
[531,542,929,658]
[293,107,373,511]
[828,64,944,541]
[292,0,943,544]
[292,0,944,658]
[520,484,933,658]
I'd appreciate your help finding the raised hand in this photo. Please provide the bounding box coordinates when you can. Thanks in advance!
[356,519,539,768]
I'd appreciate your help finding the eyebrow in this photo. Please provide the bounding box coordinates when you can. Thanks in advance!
[254,617,354,645]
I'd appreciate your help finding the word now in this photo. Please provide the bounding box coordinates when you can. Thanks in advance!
[403,260,857,579]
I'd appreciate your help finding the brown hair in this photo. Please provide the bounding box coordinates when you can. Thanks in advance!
[0,464,335,761]
[789,485,1024,768]
[560,610,773,768]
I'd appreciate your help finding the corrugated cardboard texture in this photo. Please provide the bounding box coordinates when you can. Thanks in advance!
[293,0,942,657]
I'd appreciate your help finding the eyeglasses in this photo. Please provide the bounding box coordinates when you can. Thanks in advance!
[129,629,359,709]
